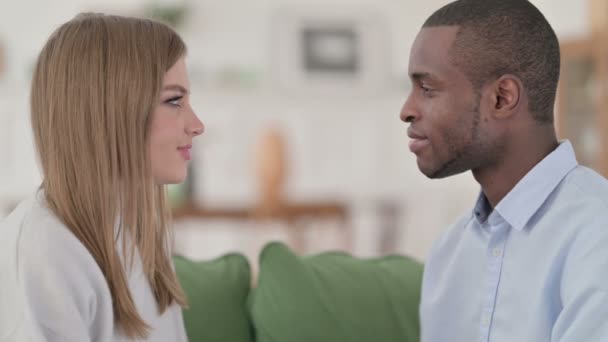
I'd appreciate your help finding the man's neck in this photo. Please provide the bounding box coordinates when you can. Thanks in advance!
[473,129,558,208]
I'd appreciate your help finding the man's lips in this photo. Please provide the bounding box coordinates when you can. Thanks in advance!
[407,128,429,154]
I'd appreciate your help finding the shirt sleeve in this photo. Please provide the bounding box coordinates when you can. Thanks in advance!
[552,223,608,341]
[15,218,114,342]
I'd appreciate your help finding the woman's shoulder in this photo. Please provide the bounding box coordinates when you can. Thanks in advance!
[0,191,114,340]
[2,191,100,270]
[1,190,111,293]
[0,192,50,271]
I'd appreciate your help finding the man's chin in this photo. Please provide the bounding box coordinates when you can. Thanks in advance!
[420,161,468,179]
[422,169,451,179]
[428,167,469,179]
[417,161,442,179]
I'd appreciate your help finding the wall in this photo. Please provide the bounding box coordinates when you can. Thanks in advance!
[0,0,590,261]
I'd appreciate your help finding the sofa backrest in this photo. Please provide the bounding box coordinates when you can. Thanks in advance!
[174,242,423,342]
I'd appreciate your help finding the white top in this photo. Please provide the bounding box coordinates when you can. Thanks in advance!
[0,191,188,342]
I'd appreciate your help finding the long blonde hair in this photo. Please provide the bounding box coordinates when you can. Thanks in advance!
[30,13,187,338]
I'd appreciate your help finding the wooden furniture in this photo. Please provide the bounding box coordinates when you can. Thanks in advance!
[172,200,349,252]
[171,126,351,253]
[557,0,608,176]
[173,201,348,223]
[557,37,608,175]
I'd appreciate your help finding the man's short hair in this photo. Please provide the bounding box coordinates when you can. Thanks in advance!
[423,0,560,124]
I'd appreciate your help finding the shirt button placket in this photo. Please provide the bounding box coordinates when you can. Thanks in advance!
[480,222,509,342]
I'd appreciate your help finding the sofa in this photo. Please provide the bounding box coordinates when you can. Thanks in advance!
[173,241,423,342]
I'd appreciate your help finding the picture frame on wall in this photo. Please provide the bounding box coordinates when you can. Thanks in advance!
[272,7,389,95]
[301,26,359,75]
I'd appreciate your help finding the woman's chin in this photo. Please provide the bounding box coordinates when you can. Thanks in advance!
[154,172,187,185]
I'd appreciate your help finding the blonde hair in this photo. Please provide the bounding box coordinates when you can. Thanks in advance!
[30,13,187,338]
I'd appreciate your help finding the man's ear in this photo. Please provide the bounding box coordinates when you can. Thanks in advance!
[490,75,522,119]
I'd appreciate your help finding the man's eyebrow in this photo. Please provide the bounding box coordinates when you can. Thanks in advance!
[162,84,189,94]
[410,72,434,82]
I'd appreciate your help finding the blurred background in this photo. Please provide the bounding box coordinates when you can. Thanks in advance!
[0,0,603,265]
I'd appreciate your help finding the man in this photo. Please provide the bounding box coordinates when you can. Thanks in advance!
[400,0,608,341]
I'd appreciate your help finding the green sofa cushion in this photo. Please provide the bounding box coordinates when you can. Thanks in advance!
[249,242,423,342]
[173,253,254,342]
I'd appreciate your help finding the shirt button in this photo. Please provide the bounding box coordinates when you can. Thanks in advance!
[492,248,502,257]
[481,316,491,326]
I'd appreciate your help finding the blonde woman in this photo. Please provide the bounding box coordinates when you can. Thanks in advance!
[0,13,203,341]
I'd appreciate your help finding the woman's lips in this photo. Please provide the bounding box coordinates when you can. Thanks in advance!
[177,145,192,160]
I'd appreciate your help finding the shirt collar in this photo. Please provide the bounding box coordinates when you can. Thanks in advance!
[472,140,578,231]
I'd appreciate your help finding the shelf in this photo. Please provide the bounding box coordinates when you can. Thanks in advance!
[172,201,348,224]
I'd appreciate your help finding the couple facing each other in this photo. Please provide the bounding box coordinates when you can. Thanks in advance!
[2,1,608,341]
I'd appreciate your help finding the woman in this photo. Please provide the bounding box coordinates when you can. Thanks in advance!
[0,12,203,341]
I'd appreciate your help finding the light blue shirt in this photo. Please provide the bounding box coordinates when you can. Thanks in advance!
[420,141,608,342]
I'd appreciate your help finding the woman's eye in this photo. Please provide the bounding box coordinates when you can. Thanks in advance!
[165,96,183,107]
